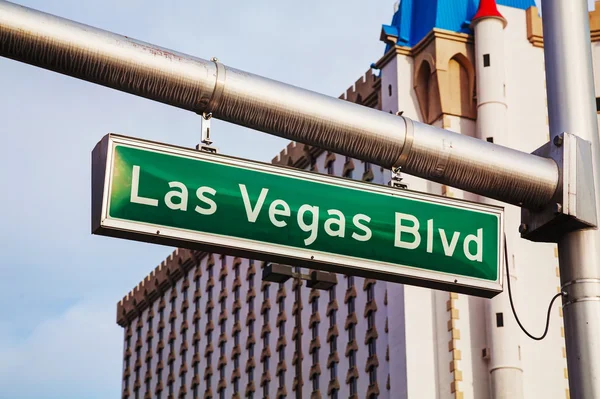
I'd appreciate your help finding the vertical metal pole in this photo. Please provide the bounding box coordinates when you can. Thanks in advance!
[295,268,303,399]
[542,1,600,397]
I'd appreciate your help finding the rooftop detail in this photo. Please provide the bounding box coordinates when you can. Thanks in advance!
[471,0,507,27]
[116,248,203,326]
[472,0,504,21]
[380,0,535,50]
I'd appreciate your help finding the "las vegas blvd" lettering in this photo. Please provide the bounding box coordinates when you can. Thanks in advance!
[128,165,484,263]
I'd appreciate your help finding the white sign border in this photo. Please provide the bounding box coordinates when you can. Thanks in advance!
[93,134,505,297]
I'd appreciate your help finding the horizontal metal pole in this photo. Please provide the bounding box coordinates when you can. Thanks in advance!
[0,0,559,208]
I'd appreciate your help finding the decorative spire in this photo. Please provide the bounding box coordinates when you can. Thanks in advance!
[471,0,507,27]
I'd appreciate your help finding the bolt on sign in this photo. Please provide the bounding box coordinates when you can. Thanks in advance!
[92,134,504,297]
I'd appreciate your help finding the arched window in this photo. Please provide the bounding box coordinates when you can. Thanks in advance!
[415,61,432,121]
[448,54,474,117]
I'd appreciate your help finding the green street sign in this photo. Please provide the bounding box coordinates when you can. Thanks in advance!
[92,134,504,297]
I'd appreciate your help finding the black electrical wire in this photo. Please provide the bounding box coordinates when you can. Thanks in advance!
[504,235,565,341]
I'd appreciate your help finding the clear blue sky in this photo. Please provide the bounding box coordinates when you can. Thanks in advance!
[0,0,393,397]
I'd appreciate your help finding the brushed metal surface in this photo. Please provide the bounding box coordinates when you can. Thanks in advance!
[402,121,559,209]
[0,0,559,209]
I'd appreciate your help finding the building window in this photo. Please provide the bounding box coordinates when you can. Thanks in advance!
[327,161,334,175]
[348,297,355,314]
[483,54,490,67]
[343,156,353,179]
[368,339,376,357]
[349,378,358,395]
[313,375,319,391]
[347,272,356,386]
[496,312,504,327]
[279,348,285,362]
[369,368,377,386]
[328,281,338,392]
[388,84,393,97]
[364,162,371,173]
[234,377,239,394]
[330,362,337,381]
[486,137,494,143]
[265,356,270,371]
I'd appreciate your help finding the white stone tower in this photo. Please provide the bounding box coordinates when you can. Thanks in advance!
[472,1,524,398]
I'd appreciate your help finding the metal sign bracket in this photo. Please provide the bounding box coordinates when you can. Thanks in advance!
[521,132,597,242]
[389,166,408,189]
[196,112,219,154]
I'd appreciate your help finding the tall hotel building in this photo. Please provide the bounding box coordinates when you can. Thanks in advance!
[116,1,600,398]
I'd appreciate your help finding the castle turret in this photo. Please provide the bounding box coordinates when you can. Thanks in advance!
[472,1,524,399]
[472,0,508,143]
